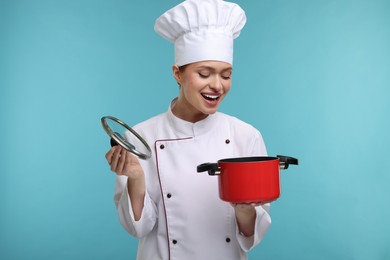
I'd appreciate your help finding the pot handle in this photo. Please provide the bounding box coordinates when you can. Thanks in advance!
[277,155,299,170]
[197,163,220,175]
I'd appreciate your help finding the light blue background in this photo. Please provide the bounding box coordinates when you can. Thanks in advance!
[1,0,389,259]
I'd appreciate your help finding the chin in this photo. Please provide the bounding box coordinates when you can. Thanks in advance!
[203,108,219,115]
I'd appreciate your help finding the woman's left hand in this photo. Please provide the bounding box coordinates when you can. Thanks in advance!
[230,202,265,211]
[230,202,266,237]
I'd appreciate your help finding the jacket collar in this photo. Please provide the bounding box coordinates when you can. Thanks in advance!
[167,98,220,137]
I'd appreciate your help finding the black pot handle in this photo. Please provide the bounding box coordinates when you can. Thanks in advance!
[277,155,299,170]
[197,163,220,175]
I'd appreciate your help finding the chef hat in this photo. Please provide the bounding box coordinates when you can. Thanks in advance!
[154,0,246,66]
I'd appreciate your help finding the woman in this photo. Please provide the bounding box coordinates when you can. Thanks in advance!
[105,0,272,259]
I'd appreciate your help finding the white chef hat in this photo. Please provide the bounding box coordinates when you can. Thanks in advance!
[154,0,246,66]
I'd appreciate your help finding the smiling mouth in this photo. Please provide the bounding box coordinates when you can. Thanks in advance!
[201,94,220,101]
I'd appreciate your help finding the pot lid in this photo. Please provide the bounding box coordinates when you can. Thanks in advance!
[101,116,152,160]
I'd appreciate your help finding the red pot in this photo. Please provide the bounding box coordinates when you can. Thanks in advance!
[197,155,298,203]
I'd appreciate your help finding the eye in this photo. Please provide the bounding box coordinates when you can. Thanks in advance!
[198,72,210,78]
[221,72,232,80]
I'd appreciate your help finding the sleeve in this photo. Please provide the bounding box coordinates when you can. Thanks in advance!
[114,175,158,238]
[235,203,271,251]
[235,127,271,250]
[250,130,267,156]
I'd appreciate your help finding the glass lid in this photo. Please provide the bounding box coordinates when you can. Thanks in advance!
[101,116,152,160]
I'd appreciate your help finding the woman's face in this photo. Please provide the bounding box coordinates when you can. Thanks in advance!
[172,60,232,123]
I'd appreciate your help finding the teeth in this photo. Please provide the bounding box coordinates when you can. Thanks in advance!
[203,94,219,100]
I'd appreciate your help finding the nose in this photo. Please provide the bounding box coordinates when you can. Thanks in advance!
[209,75,223,92]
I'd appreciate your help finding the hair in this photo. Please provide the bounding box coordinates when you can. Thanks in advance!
[178,64,188,73]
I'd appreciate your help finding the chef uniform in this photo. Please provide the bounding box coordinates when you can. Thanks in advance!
[114,0,271,259]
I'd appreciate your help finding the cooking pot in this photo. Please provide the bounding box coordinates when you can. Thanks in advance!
[197,155,298,203]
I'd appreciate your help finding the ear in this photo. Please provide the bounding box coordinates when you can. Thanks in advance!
[172,65,181,85]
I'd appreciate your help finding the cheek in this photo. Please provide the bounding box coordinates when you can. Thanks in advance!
[224,83,232,93]
[184,76,203,92]
[181,82,199,101]
[188,75,203,86]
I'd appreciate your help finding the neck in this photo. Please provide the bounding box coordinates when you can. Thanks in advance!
[171,97,208,123]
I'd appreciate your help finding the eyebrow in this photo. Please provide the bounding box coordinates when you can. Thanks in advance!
[196,66,233,72]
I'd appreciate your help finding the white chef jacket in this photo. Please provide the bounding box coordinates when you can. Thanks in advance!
[114,100,271,260]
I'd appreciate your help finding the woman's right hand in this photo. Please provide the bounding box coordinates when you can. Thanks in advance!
[105,146,144,180]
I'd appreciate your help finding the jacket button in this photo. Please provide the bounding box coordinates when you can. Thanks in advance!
[225,139,230,144]
[172,240,178,244]
[160,144,165,149]
[226,237,231,243]
[167,193,172,198]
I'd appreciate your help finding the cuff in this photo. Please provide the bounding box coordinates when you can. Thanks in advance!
[117,182,156,237]
[236,203,272,252]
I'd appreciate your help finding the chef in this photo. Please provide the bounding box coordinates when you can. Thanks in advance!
[105,0,272,259]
